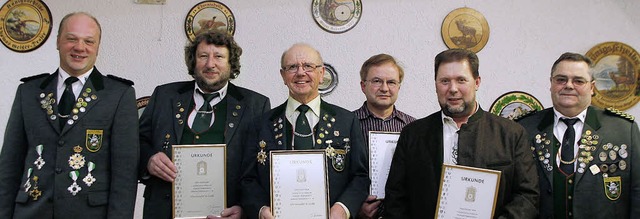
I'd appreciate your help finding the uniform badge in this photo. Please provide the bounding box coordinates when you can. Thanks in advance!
[332,151,346,172]
[85,129,103,152]
[257,140,267,165]
[603,176,621,200]
[69,146,86,170]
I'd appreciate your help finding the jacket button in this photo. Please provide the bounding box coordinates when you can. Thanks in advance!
[547,189,552,194]
[58,140,64,146]
[55,168,62,174]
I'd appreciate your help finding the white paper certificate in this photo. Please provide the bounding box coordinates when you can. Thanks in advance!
[172,144,226,219]
[368,131,400,199]
[270,150,329,219]
[435,164,501,219]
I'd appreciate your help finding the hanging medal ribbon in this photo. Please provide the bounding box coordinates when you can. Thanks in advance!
[23,168,32,192]
[83,161,96,186]
[34,144,45,169]
[68,171,82,196]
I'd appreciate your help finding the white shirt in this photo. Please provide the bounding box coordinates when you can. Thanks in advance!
[187,82,228,128]
[441,102,479,165]
[56,68,92,102]
[285,95,321,148]
[553,108,587,170]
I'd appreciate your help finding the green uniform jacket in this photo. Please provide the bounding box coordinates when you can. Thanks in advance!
[0,68,139,219]
[517,106,640,218]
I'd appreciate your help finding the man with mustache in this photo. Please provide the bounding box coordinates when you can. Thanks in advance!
[353,54,416,219]
[139,30,270,219]
[0,12,139,218]
[241,43,369,219]
[384,49,538,218]
[517,52,640,218]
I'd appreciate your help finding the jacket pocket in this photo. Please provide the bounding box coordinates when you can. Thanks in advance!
[88,191,108,206]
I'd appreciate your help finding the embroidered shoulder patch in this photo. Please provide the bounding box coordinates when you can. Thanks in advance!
[605,107,635,122]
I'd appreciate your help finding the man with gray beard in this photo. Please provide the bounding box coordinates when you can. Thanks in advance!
[383,49,538,218]
[139,30,270,219]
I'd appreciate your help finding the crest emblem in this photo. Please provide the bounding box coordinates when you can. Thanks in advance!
[603,176,622,200]
[85,129,103,152]
[465,186,476,202]
[332,150,346,172]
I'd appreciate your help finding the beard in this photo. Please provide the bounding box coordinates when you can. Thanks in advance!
[441,101,474,118]
[194,70,229,93]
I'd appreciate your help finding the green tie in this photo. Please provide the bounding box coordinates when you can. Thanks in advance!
[294,105,313,150]
[59,77,79,129]
[191,91,219,133]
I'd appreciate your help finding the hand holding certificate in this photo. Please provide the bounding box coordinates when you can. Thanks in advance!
[435,164,501,219]
[172,144,226,219]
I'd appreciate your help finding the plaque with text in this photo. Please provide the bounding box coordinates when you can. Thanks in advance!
[435,164,501,219]
[368,131,400,199]
[172,144,226,219]
[270,150,329,219]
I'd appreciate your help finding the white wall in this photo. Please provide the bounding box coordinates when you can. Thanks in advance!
[2,1,640,132]
[1,0,639,218]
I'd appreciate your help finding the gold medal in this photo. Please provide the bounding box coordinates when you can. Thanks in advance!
[69,146,86,170]
[29,176,42,201]
[257,140,267,165]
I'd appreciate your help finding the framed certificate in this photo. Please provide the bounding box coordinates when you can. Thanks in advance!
[172,144,226,219]
[270,150,329,219]
[368,131,400,199]
[435,164,501,219]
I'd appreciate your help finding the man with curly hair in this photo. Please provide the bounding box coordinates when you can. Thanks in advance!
[139,30,270,219]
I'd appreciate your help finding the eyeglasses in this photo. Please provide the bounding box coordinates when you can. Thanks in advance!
[282,63,323,73]
[551,76,590,87]
[365,78,400,88]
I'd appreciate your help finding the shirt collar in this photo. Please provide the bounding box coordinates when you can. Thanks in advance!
[553,107,587,126]
[440,101,479,125]
[57,67,92,88]
[286,95,321,118]
[356,101,411,123]
[193,81,228,99]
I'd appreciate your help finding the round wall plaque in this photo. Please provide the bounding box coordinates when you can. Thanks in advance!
[490,91,543,120]
[319,63,338,96]
[0,0,52,52]
[312,0,362,33]
[441,7,489,53]
[185,1,235,42]
[587,42,640,110]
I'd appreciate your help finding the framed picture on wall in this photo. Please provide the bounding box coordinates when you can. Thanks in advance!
[441,7,490,53]
[0,0,52,53]
[586,41,640,110]
[185,1,236,42]
[312,0,362,34]
[489,91,543,120]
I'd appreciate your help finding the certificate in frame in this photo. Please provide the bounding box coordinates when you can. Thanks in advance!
[172,144,226,219]
[368,131,400,199]
[270,150,329,219]
[435,164,501,219]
